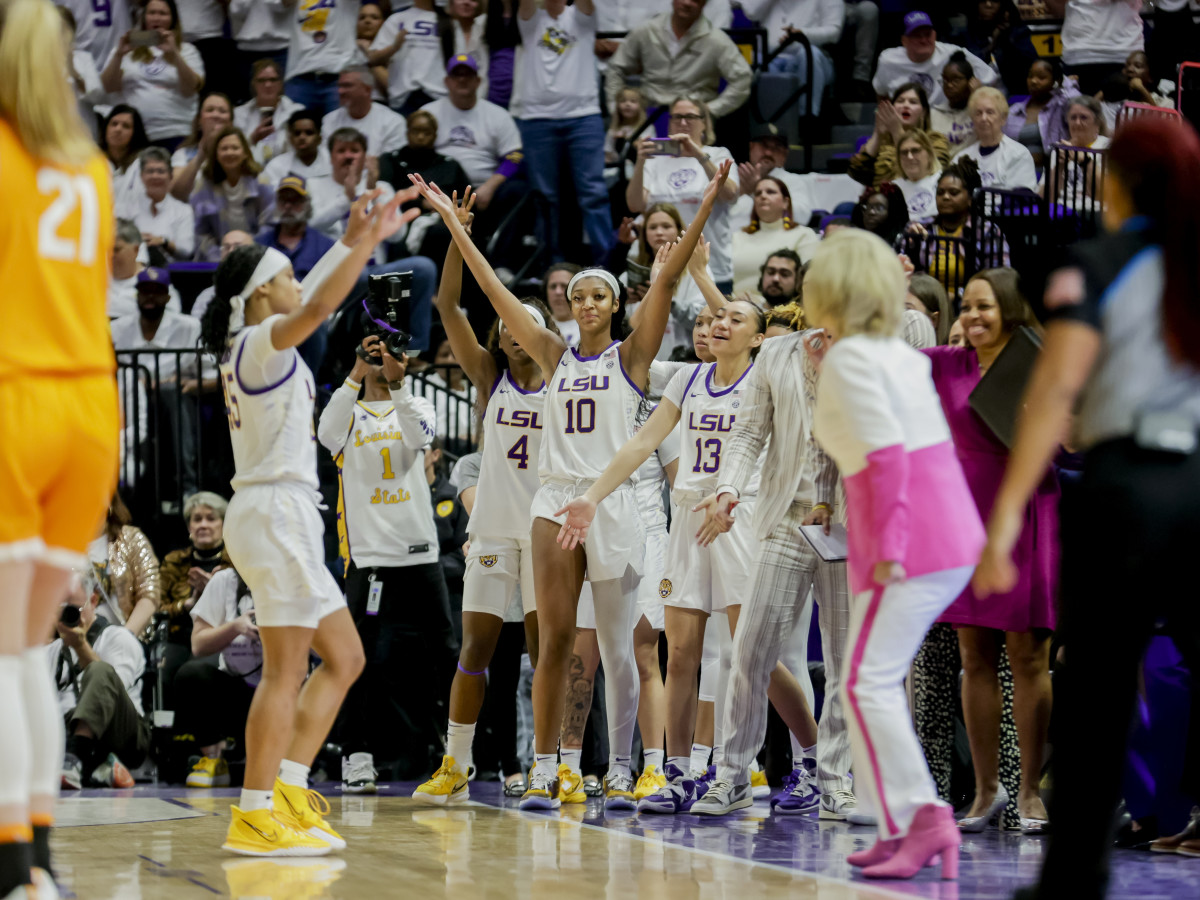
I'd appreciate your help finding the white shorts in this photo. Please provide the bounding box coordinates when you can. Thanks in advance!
[462,535,535,621]
[636,525,668,631]
[530,480,645,582]
[659,496,759,615]
[224,483,345,629]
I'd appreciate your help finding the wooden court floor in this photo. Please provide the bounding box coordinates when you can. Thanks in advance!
[51,790,915,900]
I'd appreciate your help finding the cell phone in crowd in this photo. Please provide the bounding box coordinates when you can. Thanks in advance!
[260,108,275,123]
[129,30,161,48]
[648,138,681,156]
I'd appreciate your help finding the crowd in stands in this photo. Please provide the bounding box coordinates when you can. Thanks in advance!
[47,0,1199,853]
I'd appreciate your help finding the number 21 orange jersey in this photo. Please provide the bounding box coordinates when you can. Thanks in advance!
[0,117,115,379]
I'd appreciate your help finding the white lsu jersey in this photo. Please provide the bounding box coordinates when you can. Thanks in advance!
[539,341,645,483]
[662,362,762,498]
[470,370,548,540]
[220,320,319,493]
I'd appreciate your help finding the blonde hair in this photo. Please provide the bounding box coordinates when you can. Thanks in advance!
[613,87,647,131]
[669,95,715,146]
[967,86,1009,121]
[804,230,906,338]
[764,300,805,332]
[0,0,97,165]
[893,128,939,181]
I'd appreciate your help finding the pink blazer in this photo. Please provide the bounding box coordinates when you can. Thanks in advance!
[814,335,985,594]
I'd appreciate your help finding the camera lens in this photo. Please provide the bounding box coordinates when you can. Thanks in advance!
[60,605,81,627]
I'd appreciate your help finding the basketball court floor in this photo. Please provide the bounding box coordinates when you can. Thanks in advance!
[54,783,1198,899]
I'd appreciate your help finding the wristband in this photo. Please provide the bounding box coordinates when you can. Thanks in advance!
[812,503,832,514]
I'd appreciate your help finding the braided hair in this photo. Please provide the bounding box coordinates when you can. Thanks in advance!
[200,244,267,359]
[764,301,805,332]
[938,156,983,197]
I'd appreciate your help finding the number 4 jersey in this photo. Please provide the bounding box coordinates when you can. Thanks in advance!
[0,119,114,379]
[470,370,548,540]
[662,362,762,499]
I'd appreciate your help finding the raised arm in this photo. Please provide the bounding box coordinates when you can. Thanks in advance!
[686,239,727,314]
[434,190,498,394]
[409,174,566,374]
[269,189,419,351]
[623,160,732,377]
[554,399,684,549]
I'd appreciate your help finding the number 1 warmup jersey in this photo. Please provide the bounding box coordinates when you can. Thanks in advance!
[539,341,644,483]
[471,371,547,540]
[0,119,114,379]
[219,317,319,493]
[662,362,761,498]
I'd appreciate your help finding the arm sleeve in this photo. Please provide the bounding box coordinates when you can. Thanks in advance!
[316,379,361,453]
[708,36,752,119]
[823,342,910,564]
[1007,143,1038,191]
[387,383,438,449]
[300,238,354,302]
[126,529,161,611]
[715,348,775,498]
[190,569,238,626]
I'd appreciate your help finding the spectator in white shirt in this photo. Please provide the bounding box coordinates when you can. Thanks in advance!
[742,0,844,117]
[233,58,306,166]
[733,123,814,229]
[177,0,236,101]
[872,10,997,108]
[52,575,150,790]
[116,147,196,263]
[322,66,409,156]
[284,0,363,118]
[368,0,447,115]
[514,0,611,264]
[110,268,205,384]
[955,86,1037,192]
[230,0,291,93]
[100,105,151,213]
[109,220,183,319]
[58,5,105,139]
[169,92,235,201]
[99,0,205,146]
[604,1,753,129]
[626,95,740,291]
[1047,0,1144,95]
[261,110,334,192]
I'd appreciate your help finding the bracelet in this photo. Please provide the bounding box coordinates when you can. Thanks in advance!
[387,379,406,391]
[812,503,832,513]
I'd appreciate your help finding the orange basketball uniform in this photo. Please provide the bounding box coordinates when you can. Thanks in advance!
[0,118,119,566]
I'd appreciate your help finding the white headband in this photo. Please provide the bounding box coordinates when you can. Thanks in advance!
[228,247,291,340]
[566,268,621,301]
[500,304,547,334]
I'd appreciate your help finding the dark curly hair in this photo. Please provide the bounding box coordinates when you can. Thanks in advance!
[939,156,983,196]
[484,296,560,376]
[201,244,267,358]
[851,181,911,247]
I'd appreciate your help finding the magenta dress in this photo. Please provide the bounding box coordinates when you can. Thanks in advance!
[924,346,1059,632]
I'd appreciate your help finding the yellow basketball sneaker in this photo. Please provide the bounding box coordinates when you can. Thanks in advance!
[557,765,586,804]
[634,765,667,801]
[187,755,230,788]
[222,806,331,857]
[603,771,637,811]
[413,755,470,806]
[273,780,347,850]
[750,767,770,800]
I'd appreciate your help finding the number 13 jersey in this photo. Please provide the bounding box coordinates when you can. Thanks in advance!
[539,341,644,484]
[471,370,548,540]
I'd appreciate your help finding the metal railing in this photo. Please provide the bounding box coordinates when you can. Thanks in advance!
[407,363,479,459]
[1043,144,1107,246]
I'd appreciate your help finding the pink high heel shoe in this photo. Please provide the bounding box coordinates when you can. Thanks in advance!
[862,804,960,880]
[848,839,901,867]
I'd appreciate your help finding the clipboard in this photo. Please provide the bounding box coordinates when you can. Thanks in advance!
[800,523,848,562]
[968,326,1042,448]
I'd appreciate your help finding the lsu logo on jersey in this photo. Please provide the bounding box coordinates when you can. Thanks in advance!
[480,555,498,568]
[659,579,672,599]
[538,26,576,56]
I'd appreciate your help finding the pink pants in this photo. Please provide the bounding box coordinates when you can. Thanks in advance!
[841,566,974,839]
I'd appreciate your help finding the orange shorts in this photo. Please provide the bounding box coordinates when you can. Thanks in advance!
[0,375,118,568]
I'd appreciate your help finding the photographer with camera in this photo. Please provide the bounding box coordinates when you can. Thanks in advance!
[318,308,459,790]
[51,574,151,791]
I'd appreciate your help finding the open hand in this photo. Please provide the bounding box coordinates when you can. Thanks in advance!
[650,240,673,286]
[695,492,737,547]
[452,187,476,233]
[617,216,638,245]
[876,100,902,140]
[380,348,409,384]
[687,238,711,276]
[554,497,597,550]
[344,188,383,245]
[408,174,457,219]
[701,159,733,208]
[369,190,421,242]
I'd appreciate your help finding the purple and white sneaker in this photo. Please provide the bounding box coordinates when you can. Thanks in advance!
[638,763,691,814]
[771,758,820,815]
[680,765,715,813]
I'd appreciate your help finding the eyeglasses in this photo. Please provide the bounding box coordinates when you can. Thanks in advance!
[861,202,889,214]
[898,147,926,157]
[669,113,704,122]
[254,76,282,84]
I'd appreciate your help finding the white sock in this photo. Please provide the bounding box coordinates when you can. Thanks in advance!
[690,743,712,773]
[711,745,723,769]
[0,656,30,809]
[239,788,274,812]
[277,759,309,789]
[534,753,557,780]
[802,743,817,762]
[610,754,632,779]
[667,756,690,777]
[643,748,664,772]
[445,720,475,770]
[560,747,582,775]
[750,757,763,774]
[22,648,63,804]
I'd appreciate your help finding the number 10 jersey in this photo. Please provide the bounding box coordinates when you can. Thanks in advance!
[470,370,548,540]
